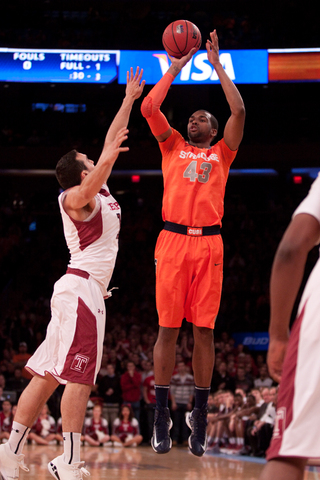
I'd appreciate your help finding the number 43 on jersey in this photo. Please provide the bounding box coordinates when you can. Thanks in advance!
[183,161,212,184]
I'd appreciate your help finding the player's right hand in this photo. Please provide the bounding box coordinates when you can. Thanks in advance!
[267,337,289,384]
[168,47,198,73]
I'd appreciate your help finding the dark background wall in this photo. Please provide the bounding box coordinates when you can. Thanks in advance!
[0,0,319,349]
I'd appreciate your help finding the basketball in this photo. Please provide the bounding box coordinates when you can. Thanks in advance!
[162,20,202,59]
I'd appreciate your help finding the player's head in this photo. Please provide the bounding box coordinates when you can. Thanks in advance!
[187,110,218,145]
[55,149,94,190]
[120,403,134,421]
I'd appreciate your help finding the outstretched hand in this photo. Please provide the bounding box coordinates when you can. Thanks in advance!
[126,67,145,100]
[104,127,129,165]
[206,29,220,66]
[167,47,198,76]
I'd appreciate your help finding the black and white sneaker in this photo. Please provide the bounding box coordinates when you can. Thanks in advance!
[48,455,90,480]
[185,406,208,457]
[151,407,173,454]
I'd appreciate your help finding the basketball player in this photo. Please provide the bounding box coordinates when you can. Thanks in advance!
[0,67,145,480]
[141,29,245,456]
[259,173,320,479]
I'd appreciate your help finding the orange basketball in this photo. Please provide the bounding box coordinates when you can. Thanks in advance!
[162,20,202,59]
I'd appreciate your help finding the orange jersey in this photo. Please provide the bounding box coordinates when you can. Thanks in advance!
[159,129,237,227]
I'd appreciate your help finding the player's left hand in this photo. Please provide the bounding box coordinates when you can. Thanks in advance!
[267,337,289,384]
[206,29,220,66]
[126,67,145,99]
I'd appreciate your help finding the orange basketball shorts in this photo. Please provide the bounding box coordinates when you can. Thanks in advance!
[154,229,223,329]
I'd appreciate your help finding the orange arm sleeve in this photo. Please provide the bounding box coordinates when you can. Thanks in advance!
[141,72,175,137]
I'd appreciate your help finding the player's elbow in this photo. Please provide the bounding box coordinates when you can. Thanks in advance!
[234,104,246,119]
[141,96,153,118]
[275,240,305,265]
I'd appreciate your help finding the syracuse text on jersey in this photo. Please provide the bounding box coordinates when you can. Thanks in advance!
[179,150,220,162]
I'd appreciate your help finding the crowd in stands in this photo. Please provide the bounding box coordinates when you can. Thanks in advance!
[0,329,278,456]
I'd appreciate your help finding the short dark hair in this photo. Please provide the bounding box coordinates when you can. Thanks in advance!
[203,110,219,132]
[55,149,87,190]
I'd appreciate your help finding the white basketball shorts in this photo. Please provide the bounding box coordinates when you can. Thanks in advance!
[26,270,106,385]
[267,285,320,460]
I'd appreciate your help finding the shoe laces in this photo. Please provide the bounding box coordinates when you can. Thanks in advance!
[192,407,208,444]
[17,454,29,473]
[72,462,90,478]
[154,408,170,440]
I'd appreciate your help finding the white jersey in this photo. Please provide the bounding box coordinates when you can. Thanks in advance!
[59,184,121,297]
[267,171,320,460]
[293,172,320,316]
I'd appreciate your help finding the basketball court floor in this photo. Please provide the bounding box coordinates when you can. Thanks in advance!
[17,444,320,480]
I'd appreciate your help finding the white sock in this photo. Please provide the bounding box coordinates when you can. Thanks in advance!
[63,432,81,464]
[8,421,31,455]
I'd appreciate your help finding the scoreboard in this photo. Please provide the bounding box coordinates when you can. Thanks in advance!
[0,47,319,84]
[0,48,120,83]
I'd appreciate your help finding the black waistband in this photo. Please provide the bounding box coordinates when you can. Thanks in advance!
[164,221,220,236]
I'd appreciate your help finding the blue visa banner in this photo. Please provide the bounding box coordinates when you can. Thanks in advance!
[0,48,119,83]
[232,332,269,351]
[119,49,268,85]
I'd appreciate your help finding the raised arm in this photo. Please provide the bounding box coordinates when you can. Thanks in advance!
[105,67,145,143]
[141,48,197,142]
[268,213,320,383]
[206,30,245,151]
[63,127,129,217]
[63,68,145,217]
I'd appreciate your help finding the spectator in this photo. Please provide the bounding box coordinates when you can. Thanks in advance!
[28,404,57,445]
[170,361,194,446]
[108,349,122,375]
[0,403,16,443]
[207,390,235,449]
[250,388,265,408]
[82,404,110,446]
[0,400,12,435]
[5,368,29,400]
[234,366,254,393]
[120,361,142,423]
[98,363,122,434]
[0,376,6,390]
[231,393,258,453]
[248,387,277,457]
[239,388,270,455]
[115,329,131,361]
[111,404,143,447]
[228,393,246,450]
[211,361,235,392]
[254,365,274,389]
[11,342,32,380]
[0,389,6,403]
[97,353,110,379]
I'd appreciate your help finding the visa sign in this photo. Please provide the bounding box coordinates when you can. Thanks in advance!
[119,49,268,85]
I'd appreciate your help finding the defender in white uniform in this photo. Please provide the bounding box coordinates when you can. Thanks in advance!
[0,67,145,480]
[259,172,320,480]
[26,185,121,386]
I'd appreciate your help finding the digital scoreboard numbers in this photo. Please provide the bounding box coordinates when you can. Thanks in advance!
[0,48,120,83]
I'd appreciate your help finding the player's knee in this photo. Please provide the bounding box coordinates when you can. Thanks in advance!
[157,326,179,343]
[193,325,214,342]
